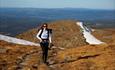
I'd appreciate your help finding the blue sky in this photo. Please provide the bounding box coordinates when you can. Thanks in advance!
[0,0,115,9]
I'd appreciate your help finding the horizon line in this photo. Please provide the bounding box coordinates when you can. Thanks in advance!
[0,7,115,10]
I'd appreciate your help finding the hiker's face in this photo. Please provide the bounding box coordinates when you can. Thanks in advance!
[43,25,47,29]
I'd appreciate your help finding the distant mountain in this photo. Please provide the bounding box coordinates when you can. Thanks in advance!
[0,8,115,36]
[1,8,115,20]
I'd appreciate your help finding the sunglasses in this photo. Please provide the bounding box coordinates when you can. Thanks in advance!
[43,25,47,27]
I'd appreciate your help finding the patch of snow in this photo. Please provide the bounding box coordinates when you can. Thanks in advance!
[0,34,40,46]
[76,22,105,45]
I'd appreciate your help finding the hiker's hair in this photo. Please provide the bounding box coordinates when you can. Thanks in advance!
[38,23,48,31]
[41,23,48,28]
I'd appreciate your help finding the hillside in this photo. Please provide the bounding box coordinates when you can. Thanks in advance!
[0,20,115,70]
[49,44,115,70]
[92,29,115,45]
[16,20,87,48]
[1,41,115,70]
[0,40,41,70]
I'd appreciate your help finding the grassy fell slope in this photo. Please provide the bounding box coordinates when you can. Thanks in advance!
[16,20,115,70]
[50,44,115,70]
[0,40,42,70]
[16,20,87,48]
[92,29,115,45]
[1,20,115,70]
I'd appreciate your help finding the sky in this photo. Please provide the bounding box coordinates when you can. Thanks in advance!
[0,0,115,10]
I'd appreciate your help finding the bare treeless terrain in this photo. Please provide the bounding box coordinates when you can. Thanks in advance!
[0,20,115,70]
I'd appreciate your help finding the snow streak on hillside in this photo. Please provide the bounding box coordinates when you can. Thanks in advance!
[76,22,105,45]
[0,34,40,46]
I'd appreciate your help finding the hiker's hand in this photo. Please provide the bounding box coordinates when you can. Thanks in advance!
[39,39,42,42]
[50,43,53,45]
[50,43,53,47]
[48,43,52,50]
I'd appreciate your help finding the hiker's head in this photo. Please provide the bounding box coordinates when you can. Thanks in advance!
[42,23,48,29]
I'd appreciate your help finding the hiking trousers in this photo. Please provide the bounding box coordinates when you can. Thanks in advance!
[40,40,49,63]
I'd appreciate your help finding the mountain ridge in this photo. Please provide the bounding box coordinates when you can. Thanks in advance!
[1,8,115,36]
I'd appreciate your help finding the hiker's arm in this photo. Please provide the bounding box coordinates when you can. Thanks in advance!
[36,30,42,42]
[49,33,52,43]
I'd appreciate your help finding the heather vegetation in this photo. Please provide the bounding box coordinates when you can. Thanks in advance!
[0,20,115,70]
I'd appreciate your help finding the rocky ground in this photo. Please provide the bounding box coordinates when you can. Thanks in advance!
[0,20,115,70]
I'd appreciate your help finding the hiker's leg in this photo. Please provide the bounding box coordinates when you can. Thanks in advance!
[44,41,49,63]
[40,42,46,63]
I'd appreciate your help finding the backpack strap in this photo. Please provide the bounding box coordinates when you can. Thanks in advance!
[47,29,51,39]
[39,28,43,38]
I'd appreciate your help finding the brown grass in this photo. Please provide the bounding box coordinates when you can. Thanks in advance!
[0,40,41,70]
[1,20,115,70]
[16,20,87,48]
[51,44,115,70]
[92,28,115,45]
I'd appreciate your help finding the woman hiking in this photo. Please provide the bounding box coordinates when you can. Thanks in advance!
[36,23,52,65]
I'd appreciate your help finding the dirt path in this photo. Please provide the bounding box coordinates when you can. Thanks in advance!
[16,50,42,70]
[15,46,61,70]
